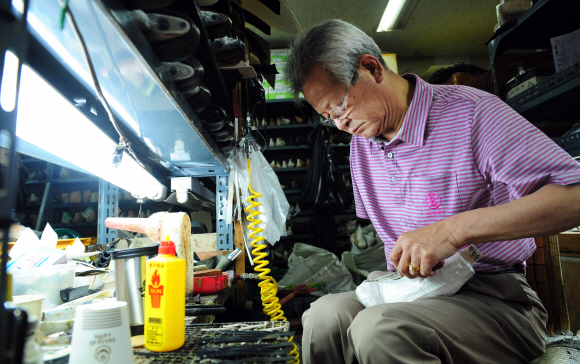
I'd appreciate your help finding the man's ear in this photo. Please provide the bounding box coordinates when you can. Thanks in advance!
[359,54,384,83]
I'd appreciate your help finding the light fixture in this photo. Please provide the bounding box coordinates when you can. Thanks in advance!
[376,0,421,32]
[15,62,165,199]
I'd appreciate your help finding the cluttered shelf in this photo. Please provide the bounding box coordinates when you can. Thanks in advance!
[506,60,580,120]
[255,123,314,130]
[51,222,98,228]
[487,0,580,55]
[25,178,99,186]
[554,133,580,160]
[263,145,311,152]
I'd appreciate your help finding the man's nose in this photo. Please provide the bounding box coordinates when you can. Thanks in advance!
[335,117,350,133]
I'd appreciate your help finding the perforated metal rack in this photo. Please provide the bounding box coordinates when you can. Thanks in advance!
[134,321,293,364]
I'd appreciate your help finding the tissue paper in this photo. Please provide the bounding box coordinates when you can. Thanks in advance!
[355,245,482,308]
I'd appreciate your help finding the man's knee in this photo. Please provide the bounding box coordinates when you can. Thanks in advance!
[302,292,363,330]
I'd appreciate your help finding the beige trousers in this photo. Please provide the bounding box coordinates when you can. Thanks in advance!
[301,273,547,364]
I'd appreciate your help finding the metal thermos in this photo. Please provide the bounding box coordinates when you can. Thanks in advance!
[111,245,158,336]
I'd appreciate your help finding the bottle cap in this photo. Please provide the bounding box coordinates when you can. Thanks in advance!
[158,240,176,255]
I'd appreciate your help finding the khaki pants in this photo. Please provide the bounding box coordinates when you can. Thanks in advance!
[301,273,547,364]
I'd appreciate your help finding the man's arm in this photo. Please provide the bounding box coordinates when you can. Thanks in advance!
[390,183,580,278]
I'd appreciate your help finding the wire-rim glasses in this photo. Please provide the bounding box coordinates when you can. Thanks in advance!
[320,76,354,127]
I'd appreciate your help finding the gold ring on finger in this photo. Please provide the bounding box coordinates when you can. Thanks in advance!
[408,264,420,272]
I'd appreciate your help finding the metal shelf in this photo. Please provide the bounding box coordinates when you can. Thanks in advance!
[255,124,314,130]
[53,202,98,209]
[487,0,580,98]
[263,145,311,152]
[487,0,580,55]
[272,167,308,173]
[553,132,580,160]
[25,178,98,185]
[52,222,98,228]
[507,61,580,119]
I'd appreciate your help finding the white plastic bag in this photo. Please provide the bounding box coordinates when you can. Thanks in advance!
[228,137,290,245]
[355,245,482,307]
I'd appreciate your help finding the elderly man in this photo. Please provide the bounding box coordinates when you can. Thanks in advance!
[285,19,580,363]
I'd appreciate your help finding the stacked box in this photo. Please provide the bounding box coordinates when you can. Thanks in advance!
[264,49,302,100]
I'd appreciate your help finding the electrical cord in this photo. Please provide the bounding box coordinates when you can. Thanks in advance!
[60,0,145,168]
[92,238,120,268]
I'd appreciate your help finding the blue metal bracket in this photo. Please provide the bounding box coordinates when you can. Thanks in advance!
[216,174,233,250]
[97,179,119,246]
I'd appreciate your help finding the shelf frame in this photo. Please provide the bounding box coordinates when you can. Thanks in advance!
[97,179,119,246]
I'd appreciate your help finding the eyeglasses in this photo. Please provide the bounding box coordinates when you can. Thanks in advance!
[320,75,354,127]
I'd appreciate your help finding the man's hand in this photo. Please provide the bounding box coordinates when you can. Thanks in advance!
[389,220,462,279]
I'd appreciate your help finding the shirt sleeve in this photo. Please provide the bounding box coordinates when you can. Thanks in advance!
[350,144,370,219]
[471,95,580,204]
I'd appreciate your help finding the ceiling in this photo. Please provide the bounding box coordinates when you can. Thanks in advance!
[252,0,501,58]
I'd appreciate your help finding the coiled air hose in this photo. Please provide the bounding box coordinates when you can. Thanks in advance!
[245,158,299,363]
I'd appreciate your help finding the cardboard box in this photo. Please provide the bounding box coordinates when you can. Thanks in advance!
[505,76,548,99]
[446,72,494,93]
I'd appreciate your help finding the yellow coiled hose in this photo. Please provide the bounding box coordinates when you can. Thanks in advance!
[245,158,299,364]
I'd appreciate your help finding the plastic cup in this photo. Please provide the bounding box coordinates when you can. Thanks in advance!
[9,294,45,322]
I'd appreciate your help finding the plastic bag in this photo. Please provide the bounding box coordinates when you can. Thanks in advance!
[228,136,290,245]
[355,245,482,307]
[279,243,356,293]
[301,124,352,211]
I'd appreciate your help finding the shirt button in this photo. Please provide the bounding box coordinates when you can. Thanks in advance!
[387,152,393,158]
[391,176,396,182]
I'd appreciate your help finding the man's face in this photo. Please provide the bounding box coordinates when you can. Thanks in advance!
[302,63,395,139]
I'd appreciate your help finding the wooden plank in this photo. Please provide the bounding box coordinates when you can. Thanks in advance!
[234,220,246,309]
[561,257,580,333]
[558,232,580,253]
[548,235,570,332]
[196,250,231,261]
[190,233,218,252]
[193,269,223,277]
[534,248,545,265]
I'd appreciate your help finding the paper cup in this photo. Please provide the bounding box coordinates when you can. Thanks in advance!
[10,294,45,322]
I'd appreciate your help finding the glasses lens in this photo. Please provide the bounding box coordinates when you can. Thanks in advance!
[330,106,346,120]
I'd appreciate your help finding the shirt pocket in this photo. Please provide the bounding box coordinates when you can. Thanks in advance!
[399,173,464,229]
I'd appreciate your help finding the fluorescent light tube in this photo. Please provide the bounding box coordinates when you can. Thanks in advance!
[15,63,164,198]
[377,0,407,32]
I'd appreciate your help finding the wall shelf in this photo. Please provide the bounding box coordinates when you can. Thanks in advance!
[256,124,314,130]
[487,0,580,138]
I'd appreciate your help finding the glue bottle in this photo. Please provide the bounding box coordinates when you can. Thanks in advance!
[145,237,185,352]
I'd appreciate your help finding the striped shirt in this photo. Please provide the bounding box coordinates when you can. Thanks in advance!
[350,74,580,272]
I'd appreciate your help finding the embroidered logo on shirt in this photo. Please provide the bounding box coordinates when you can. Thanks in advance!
[425,193,441,209]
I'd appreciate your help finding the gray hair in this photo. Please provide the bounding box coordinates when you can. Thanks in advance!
[285,19,387,101]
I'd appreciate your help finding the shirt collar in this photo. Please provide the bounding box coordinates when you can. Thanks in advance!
[368,73,433,149]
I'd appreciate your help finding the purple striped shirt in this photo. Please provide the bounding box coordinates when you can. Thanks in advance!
[350,74,580,272]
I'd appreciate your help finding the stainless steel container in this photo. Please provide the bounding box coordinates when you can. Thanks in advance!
[111,245,158,335]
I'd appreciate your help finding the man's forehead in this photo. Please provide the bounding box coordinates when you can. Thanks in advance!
[303,64,341,109]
